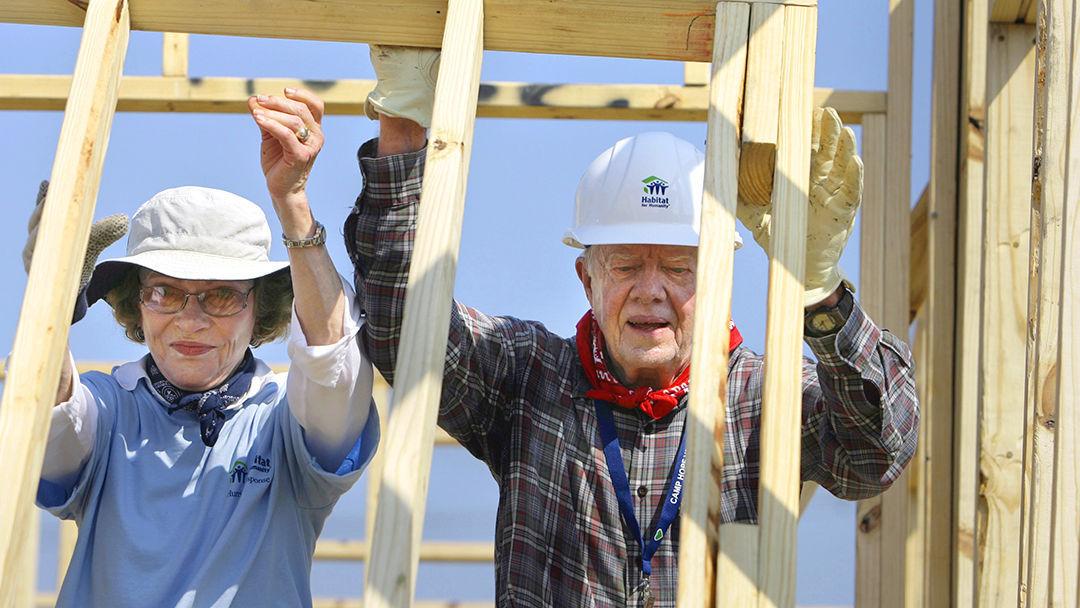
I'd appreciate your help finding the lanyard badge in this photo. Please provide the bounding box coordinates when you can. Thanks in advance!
[594,401,688,606]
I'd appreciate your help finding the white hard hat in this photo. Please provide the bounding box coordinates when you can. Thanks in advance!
[562,131,743,250]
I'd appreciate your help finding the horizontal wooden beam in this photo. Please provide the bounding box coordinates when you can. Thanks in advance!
[990,0,1036,23]
[1,0,821,62]
[0,74,882,123]
[315,540,493,562]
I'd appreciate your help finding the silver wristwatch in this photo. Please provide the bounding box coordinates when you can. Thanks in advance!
[282,221,326,249]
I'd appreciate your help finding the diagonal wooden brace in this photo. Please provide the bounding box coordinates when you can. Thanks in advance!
[0,0,130,601]
[362,0,484,606]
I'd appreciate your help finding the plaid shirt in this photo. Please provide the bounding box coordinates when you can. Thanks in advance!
[345,139,919,608]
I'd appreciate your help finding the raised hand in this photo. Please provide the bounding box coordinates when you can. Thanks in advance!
[24,180,128,323]
[737,107,863,307]
[247,88,325,209]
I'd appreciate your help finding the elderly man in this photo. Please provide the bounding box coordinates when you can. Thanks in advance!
[345,48,918,607]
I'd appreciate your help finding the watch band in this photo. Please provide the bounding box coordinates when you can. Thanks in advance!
[804,286,854,337]
[282,221,326,249]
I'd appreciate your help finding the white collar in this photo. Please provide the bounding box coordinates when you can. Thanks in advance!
[113,355,280,408]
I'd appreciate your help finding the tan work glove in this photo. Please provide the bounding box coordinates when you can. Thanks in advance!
[364,45,441,129]
[737,107,863,307]
[23,180,128,322]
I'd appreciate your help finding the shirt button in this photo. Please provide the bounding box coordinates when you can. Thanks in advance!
[637,485,648,498]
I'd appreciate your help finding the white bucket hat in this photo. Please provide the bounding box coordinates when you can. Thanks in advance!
[86,186,290,306]
[563,131,743,250]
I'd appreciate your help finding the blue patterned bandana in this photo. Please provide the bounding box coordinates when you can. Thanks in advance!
[146,350,257,447]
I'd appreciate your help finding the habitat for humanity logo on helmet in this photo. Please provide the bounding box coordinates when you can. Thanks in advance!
[641,175,671,208]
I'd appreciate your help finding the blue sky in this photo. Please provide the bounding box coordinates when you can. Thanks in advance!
[0,0,933,603]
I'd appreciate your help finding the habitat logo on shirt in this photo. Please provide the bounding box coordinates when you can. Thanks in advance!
[227,455,273,497]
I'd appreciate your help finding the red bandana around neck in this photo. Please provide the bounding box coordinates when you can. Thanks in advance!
[575,310,744,420]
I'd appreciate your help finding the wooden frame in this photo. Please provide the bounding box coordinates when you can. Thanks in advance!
[0,74,882,124]
[0,0,946,606]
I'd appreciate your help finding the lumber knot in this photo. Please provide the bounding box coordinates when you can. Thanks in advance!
[858,503,882,533]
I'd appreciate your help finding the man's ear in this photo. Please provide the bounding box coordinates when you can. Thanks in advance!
[576,255,595,306]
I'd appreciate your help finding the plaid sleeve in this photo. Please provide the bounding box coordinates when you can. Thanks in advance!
[799,300,920,499]
[343,139,560,476]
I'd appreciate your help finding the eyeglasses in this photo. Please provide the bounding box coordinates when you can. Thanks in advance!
[138,284,254,317]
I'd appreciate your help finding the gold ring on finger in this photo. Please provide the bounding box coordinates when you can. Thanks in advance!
[295,126,310,143]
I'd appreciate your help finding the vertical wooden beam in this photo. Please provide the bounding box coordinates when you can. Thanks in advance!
[362,0,484,606]
[977,22,1035,606]
[364,378,391,550]
[162,32,188,78]
[56,520,77,589]
[908,186,929,324]
[1020,0,1080,604]
[755,6,816,608]
[678,4,749,606]
[0,0,130,600]
[684,61,711,87]
[856,113,887,608]
[13,508,40,608]
[737,3,784,206]
[879,1,915,603]
[953,0,989,605]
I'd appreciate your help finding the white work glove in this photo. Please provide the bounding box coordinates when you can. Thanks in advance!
[23,180,128,322]
[364,45,441,129]
[737,107,863,307]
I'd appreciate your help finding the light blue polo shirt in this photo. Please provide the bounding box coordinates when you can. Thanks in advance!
[37,362,379,608]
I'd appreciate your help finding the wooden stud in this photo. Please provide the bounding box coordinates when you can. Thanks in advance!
[678,3,749,606]
[718,524,758,606]
[737,3,784,207]
[952,0,989,605]
[362,0,484,605]
[56,520,77,589]
[855,113,886,608]
[875,0,915,605]
[755,6,816,608]
[14,507,40,608]
[920,0,966,604]
[1020,0,1080,603]
[362,374,392,587]
[884,0,915,382]
[0,0,130,599]
[976,22,1035,606]
[0,74,883,125]
[161,32,188,77]
[908,186,928,324]
[684,61,711,86]
[0,0,808,63]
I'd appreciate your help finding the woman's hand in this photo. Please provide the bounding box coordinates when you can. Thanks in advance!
[247,88,325,226]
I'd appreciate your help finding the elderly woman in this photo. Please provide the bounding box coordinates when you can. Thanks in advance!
[28,89,375,607]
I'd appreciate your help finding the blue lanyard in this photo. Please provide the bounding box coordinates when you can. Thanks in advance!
[594,400,688,578]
